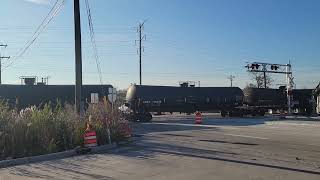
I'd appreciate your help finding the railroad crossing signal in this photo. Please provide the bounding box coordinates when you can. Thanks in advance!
[270,65,279,70]
[245,62,292,75]
[245,61,294,115]
[246,63,260,70]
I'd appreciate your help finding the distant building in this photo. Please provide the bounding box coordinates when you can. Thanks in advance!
[313,82,320,114]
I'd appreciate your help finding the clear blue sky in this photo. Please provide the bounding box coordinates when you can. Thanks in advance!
[0,0,319,89]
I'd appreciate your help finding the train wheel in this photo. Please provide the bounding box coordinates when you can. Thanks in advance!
[259,111,266,116]
[145,113,153,122]
[131,114,145,122]
[128,113,138,122]
[221,111,227,117]
[138,113,152,122]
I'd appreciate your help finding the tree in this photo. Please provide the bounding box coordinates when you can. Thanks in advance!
[116,89,127,105]
[246,83,257,88]
[250,72,273,88]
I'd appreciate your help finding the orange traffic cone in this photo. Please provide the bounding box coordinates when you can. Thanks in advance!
[84,116,97,148]
[195,111,202,124]
[119,121,132,138]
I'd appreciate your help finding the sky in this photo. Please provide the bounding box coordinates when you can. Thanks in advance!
[0,0,319,90]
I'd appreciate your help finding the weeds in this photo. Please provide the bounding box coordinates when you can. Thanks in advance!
[0,100,128,160]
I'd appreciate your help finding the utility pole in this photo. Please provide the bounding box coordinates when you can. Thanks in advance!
[227,75,235,87]
[74,0,83,113]
[136,21,146,85]
[0,44,10,85]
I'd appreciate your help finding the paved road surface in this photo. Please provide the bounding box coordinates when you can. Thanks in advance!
[0,114,320,179]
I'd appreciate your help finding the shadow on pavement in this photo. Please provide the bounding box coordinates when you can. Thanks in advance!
[199,139,258,146]
[112,140,320,176]
[131,122,218,135]
[153,117,272,126]
[130,116,269,137]
[7,156,114,180]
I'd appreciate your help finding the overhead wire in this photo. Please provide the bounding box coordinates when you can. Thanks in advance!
[84,0,103,85]
[3,0,65,69]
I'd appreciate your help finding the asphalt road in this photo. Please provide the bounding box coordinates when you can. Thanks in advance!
[1,114,320,180]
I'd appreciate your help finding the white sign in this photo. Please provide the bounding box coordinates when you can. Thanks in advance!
[108,88,117,103]
[91,93,99,104]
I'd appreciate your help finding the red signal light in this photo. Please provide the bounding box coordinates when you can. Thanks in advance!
[271,65,279,70]
[249,64,261,70]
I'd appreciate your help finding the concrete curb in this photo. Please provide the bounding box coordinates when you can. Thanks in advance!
[0,144,117,169]
[89,143,117,154]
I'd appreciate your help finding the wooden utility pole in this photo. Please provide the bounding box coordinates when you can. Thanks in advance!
[74,0,83,113]
[139,25,142,85]
[228,75,235,87]
[0,44,10,85]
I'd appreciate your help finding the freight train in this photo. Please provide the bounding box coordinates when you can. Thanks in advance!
[0,84,113,109]
[125,85,244,121]
[124,84,314,122]
[0,81,313,122]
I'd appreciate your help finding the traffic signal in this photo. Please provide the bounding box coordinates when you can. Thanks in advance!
[250,64,260,70]
[271,65,279,70]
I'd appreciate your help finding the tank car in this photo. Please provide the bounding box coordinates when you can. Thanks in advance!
[292,89,314,115]
[0,84,112,109]
[125,84,244,121]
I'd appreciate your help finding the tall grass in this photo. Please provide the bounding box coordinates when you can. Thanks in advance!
[0,101,128,160]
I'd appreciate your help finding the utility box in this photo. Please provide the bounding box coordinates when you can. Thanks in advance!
[24,78,36,85]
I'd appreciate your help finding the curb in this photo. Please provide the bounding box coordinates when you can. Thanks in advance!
[89,143,117,154]
[0,143,117,169]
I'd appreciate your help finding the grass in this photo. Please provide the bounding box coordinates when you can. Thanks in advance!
[0,100,129,160]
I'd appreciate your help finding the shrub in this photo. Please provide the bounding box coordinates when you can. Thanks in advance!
[0,101,127,160]
[85,101,130,144]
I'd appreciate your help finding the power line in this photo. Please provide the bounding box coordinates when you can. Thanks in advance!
[85,0,103,85]
[4,0,65,69]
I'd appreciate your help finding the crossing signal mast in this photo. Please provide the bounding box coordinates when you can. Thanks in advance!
[245,61,294,114]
